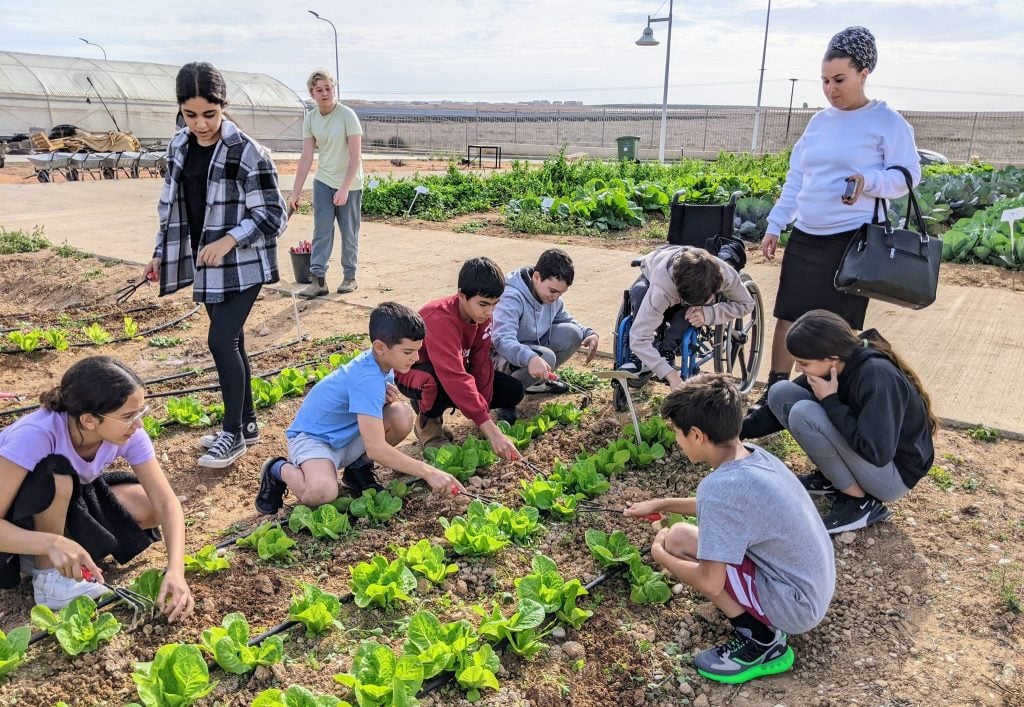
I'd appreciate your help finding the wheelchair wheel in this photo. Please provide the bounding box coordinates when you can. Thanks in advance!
[713,273,764,394]
[612,379,629,412]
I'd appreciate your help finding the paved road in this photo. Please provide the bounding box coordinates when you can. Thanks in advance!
[2,178,1023,433]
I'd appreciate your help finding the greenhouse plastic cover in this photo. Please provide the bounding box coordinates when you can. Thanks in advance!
[0,52,305,147]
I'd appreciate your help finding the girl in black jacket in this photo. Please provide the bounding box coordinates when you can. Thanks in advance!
[741,310,936,534]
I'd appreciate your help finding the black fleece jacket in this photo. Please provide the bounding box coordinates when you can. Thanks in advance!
[741,346,934,489]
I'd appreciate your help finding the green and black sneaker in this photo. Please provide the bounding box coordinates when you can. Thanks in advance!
[693,627,795,684]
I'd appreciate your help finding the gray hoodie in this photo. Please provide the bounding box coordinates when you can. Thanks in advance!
[491,267,596,368]
[631,244,754,379]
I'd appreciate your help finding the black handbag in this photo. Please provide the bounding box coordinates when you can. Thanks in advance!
[834,166,942,309]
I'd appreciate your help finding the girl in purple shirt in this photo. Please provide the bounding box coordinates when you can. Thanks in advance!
[0,357,193,618]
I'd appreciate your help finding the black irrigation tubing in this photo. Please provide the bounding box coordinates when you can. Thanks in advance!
[26,592,123,647]
[0,304,201,356]
[141,335,307,388]
[0,303,160,334]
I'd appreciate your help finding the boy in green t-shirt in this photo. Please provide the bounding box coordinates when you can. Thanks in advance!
[289,69,364,297]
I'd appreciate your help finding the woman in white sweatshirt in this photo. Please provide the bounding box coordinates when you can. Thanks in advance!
[758,26,920,401]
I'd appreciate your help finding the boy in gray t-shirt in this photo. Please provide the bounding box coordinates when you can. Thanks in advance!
[626,373,835,685]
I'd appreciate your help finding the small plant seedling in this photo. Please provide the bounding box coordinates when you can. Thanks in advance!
[928,465,954,491]
[147,336,183,348]
[42,328,69,351]
[82,322,112,345]
[123,316,140,339]
[199,612,283,675]
[288,583,343,637]
[129,643,216,706]
[183,544,230,574]
[0,626,30,682]
[7,330,42,352]
[236,522,296,564]
[142,417,163,440]
[30,596,121,655]
[966,424,999,442]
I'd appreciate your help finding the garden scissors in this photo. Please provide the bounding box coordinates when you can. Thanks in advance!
[450,486,502,504]
[81,567,155,625]
[111,275,153,305]
[574,499,663,522]
[546,372,590,396]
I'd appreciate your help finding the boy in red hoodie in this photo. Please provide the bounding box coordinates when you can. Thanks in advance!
[395,257,523,460]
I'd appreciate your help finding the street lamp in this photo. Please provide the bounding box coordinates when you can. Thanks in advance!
[635,0,673,163]
[750,0,772,153]
[785,78,798,140]
[78,37,107,61]
[308,10,340,85]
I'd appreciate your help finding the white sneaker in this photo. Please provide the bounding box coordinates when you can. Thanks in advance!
[32,568,108,610]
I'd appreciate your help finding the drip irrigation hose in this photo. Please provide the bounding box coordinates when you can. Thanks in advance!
[27,592,123,647]
[0,303,159,334]
[0,304,201,355]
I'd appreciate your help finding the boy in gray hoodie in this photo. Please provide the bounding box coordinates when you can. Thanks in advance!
[491,249,598,394]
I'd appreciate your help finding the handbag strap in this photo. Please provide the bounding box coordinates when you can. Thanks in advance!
[884,165,929,239]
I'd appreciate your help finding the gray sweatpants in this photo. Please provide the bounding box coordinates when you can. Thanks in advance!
[506,322,584,387]
[766,381,910,502]
[311,179,362,280]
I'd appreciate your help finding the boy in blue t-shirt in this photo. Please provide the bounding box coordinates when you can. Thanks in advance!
[255,302,466,513]
[626,373,835,685]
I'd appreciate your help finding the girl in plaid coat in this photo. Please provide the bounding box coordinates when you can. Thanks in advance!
[145,62,287,469]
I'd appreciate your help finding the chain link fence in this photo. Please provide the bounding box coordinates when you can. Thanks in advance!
[354,106,1023,165]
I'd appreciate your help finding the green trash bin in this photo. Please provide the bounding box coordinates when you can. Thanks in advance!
[616,135,641,161]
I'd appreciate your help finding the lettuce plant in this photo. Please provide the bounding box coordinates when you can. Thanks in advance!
[165,396,211,427]
[440,516,509,557]
[519,477,580,521]
[289,504,353,540]
[538,402,583,426]
[472,599,549,659]
[589,444,631,476]
[628,562,673,605]
[334,640,424,707]
[30,595,121,656]
[252,685,352,707]
[198,612,284,675]
[550,459,610,498]
[142,416,163,440]
[129,643,216,707]
[274,367,308,397]
[82,322,112,345]
[0,626,30,682]
[620,439,667,466]
[251,377,285,408]
[128,569,165,603]
[514,555,592,630]
[236,522,296,564]
[395,539,458,585]
[585,529,640,568]
[349,489,403,525]
[123,316,140,339]
[42,328,69,351]
[630,416,676,448]
[465,499,543,545]
[402,610,479,679]
[288,583,343,637]
[350,555,417,610]
[584,528,672,605]
[423,437,498,481]
[455,643,501,703]
[8,330,42,352]
[183,544,230,574]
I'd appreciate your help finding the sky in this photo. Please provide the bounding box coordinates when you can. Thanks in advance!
[2,0,1023,112]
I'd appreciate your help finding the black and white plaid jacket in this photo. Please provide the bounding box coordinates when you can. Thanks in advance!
[152,120,286,303]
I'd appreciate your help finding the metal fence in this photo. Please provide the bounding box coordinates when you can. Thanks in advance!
[353,106,1024,165]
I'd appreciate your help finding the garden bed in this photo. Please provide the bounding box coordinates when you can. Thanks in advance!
[0,250,1021,707]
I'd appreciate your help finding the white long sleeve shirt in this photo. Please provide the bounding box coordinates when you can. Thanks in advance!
[766,100,920,237]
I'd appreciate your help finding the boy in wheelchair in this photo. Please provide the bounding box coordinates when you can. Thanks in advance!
[619,244,755,390]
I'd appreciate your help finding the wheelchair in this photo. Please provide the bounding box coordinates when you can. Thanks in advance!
[612,190,765,411]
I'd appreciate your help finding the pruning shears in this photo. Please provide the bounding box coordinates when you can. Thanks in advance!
[546,372,590,396]
[574,500,663,522]
[81,566,155,624]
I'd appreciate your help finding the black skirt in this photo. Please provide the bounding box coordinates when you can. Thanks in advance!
[0,454,158,589]
[774,227,869,329]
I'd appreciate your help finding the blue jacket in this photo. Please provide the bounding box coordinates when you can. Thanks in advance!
[491,267,595,368]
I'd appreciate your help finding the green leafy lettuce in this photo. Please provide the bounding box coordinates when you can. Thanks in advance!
[334,640,424,707]
[350,556,417,610]
[130,643,216,707]
[198,612,283,675]
[30,595,121,656]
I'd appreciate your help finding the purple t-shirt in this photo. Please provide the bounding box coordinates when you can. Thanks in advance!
[0,409,155,484]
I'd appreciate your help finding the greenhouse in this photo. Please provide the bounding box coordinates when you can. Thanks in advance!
[0,51,305,149]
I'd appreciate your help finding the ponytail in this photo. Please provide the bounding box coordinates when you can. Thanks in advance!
[787,310,938,436]
[861,329,939,436]
[39,386,67,412]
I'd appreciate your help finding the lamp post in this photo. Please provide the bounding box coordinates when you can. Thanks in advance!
[78,37,107,61]
[784,78,798,140]
[308,10,340,84]
[750,0,772,153]
[635,0,673,163]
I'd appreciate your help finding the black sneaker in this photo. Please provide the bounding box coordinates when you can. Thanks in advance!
[201,420,259,449]
[693,627,794,684]
[524,379,569,395]
[255,457,288,515]
[617,360,651,389]
[342,455,384,493]
[822,493,891,534]
[494,407,520,425]
[797,470,836,496]
[197,431,246,469]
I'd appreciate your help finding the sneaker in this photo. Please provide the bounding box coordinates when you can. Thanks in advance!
[342,455,384,493]
[336,278,357,294]
[494,407,520,425]
[32,568,109,610]
[201,420,259,449]
[414,414,450,449]
[197,431,246,469]
[524,379,570,395]
[821,493,891,535]
[752,371,790,408]
[797,470,836,497]
[299,276,328,298]
[617,360,651,389]
[256,456,288,515]
[694,627,794,685]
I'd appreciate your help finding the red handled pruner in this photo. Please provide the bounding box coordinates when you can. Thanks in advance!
[81,567,154,623]
[574,500,663,522]
[546,372,590,395]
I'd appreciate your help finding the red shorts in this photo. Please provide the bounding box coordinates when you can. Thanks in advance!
[724,556,772,627]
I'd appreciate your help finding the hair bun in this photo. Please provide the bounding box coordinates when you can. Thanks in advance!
[39,385,66,412]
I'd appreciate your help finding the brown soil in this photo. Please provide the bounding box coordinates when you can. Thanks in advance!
[0,251,1021,707]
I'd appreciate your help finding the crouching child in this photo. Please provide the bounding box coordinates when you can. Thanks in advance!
[625,373,835,684]
[256,302,466,514]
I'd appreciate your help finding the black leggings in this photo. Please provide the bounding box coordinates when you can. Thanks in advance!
[205,284,261,435]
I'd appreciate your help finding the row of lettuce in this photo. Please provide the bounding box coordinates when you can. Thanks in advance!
[361,151,1024,270]
[2,400,689,706]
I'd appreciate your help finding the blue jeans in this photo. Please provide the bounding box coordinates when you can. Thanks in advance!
[311,179,362,280]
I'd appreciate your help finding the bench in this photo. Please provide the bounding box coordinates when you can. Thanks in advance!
[467,144,501,168]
